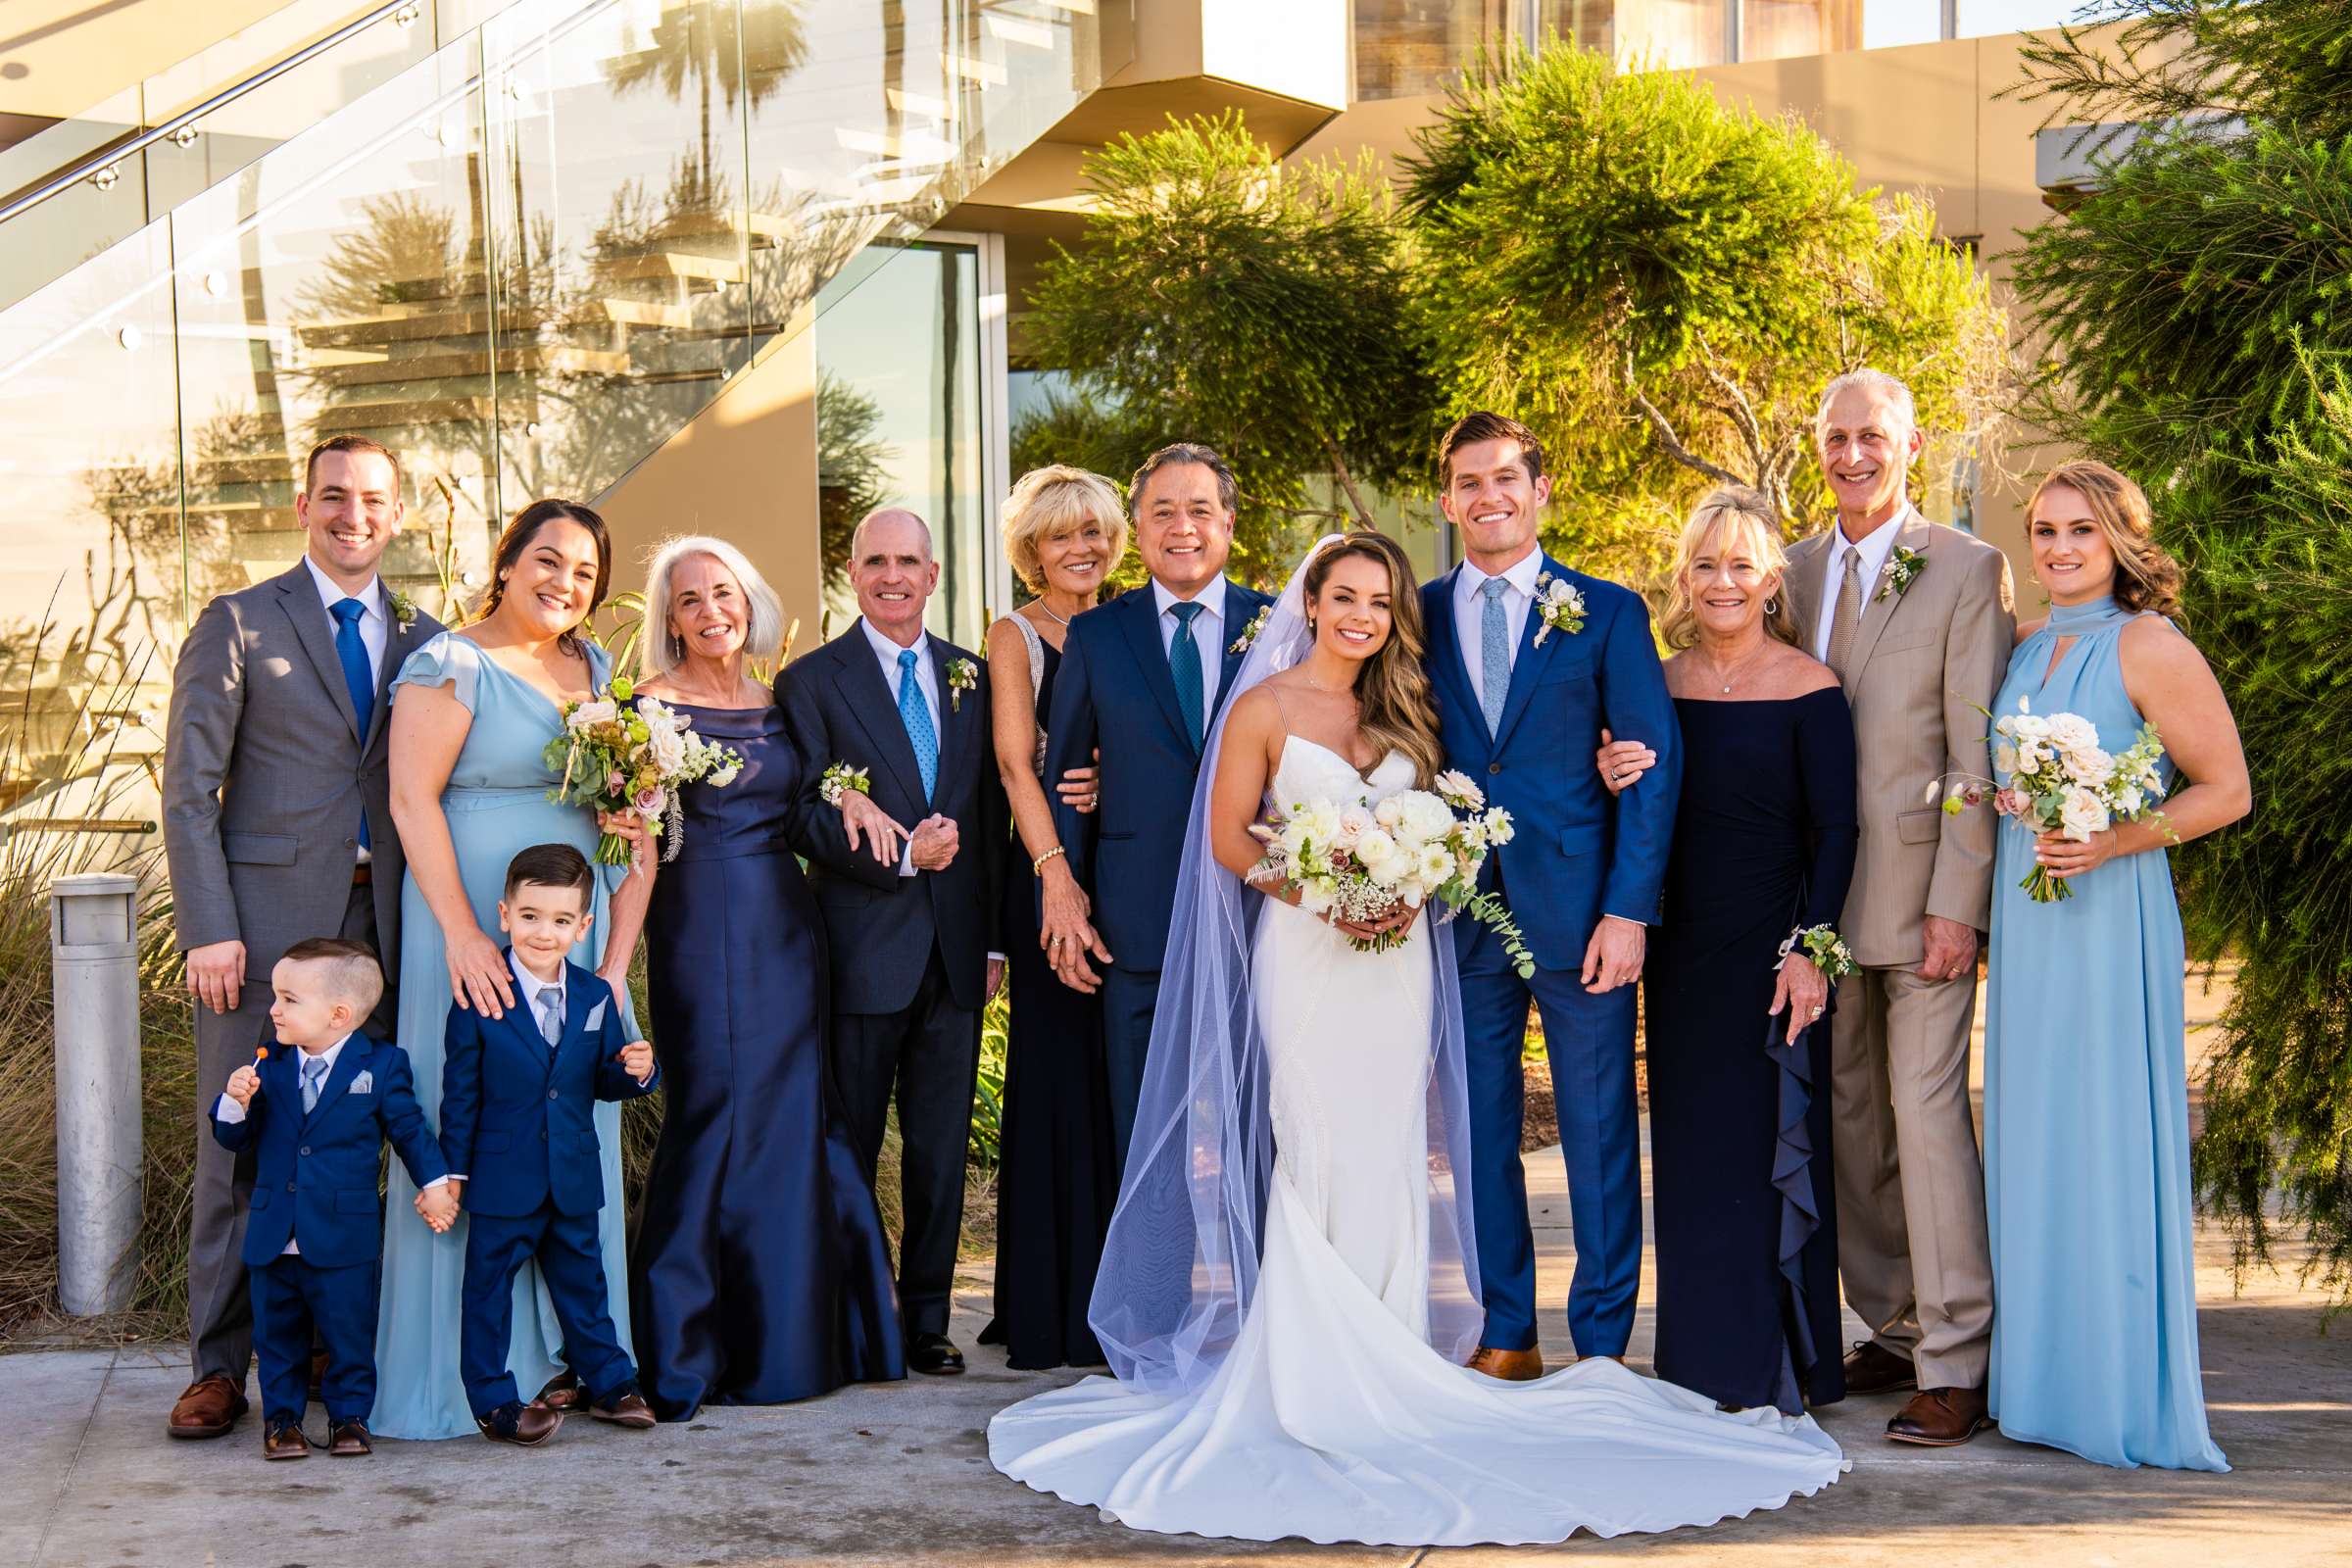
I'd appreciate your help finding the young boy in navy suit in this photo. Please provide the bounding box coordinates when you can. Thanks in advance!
[212,938,455,1459]
[442,843,661,1446]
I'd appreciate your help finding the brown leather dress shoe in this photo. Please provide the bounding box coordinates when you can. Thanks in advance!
[533,1370,582,1411]
[326,1419,373,1456]
[589,1390,657,1430]
[477,1400,564,1446]
[1841,1340,1918,1396]
[1886,1386,1990,1446]
[169,1374,248,1440]
[1465,1346,1544,1381]
[262,1419,311,1460]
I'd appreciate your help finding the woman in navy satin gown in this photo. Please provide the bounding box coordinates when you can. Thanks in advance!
[606,537,906,1421]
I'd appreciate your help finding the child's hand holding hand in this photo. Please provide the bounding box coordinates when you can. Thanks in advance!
[415,1184,459,1233]
[224,1064,261,1108]
[617,1042,655,1085]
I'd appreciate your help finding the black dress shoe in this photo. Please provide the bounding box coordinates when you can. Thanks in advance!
[906,1333,964,1375]
[1841,1340,1918,1396]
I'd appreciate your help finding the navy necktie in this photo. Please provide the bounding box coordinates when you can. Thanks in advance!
[1168,601,1206,752]
[330,597,374,850]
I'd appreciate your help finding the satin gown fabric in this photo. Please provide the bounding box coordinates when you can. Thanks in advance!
[989,739,1847,1545]
[1984,598,2228,1472]
[981,639,1115,1370]
[373,633,634,1441]
[628,701,904,1420]
[1646,689,1858,1414]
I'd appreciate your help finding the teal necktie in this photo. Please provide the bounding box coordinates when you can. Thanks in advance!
[1169,601,1205,752]
[898,648,939,803]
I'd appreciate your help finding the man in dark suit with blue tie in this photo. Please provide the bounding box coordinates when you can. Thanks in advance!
[1420,413,1683,1381]
[777,508,1005,1377]
[1041,444,1276,1164]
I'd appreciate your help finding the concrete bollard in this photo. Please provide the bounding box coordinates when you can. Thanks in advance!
[50,871,143,1316]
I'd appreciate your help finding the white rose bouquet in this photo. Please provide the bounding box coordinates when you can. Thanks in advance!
[1249,768,1535,976]
[1938,695,2168,904]
[542,675,745,865]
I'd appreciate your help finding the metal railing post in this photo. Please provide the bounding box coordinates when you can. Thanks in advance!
[50,872,143,1317]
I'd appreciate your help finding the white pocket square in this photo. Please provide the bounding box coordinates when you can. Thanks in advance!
[349,1070,373,1095]
[582,1001,607,1032]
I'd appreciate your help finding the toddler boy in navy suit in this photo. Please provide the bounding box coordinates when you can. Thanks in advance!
[211,937,455,1459]
[441,843,660,1446]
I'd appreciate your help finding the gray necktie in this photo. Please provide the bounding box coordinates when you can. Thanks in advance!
[301,1054,328,1116]
[538,985,564,1048]
[1479,577,1510,738]
[1826,545,1865,682]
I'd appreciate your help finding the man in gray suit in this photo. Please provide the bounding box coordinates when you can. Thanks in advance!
[162,436,442,1440]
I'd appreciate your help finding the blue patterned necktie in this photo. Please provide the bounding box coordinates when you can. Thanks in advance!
[1479,576,1511,739]
[330,598,375,849]
[537,985,564,1048]
[1168,601,1206,752]
[300,1054,328,1117]
[898,648,939,803]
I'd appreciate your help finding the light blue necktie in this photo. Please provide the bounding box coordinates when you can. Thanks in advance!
[537,985,563,1048]
[1480,577,1511,738]
[1168,601,1206,752]
[330,598,374,850]
[301,1054,328,1117]
[898,648,939,804]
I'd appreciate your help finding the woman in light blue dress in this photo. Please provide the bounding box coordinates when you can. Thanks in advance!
[374,500,646,1440]
[1984,461,2248,1472]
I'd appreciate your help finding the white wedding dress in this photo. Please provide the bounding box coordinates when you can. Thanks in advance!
[988,736,1848,1545]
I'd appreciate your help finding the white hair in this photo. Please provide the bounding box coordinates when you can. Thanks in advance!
[1814,368,1918,438]
[638,534,786,679]
[848,507,934,563]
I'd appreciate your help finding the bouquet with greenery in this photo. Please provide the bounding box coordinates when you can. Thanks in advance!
[543,676,744,865]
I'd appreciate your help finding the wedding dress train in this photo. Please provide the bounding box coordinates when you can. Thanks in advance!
[988,737,1847,1545]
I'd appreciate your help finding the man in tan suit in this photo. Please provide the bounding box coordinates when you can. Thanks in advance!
[1786,370,2014,1446]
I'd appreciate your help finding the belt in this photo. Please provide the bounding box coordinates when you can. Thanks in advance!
[352,863,371,887]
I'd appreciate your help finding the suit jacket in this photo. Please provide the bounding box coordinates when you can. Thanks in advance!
[164,563,442,979]
[1422,557,1682,970]
[438,956,660,1219]
[775,623,1006,1016]
[1785,512,2014,968]
[1044,578,1275,976]
[210,1032,447,1269]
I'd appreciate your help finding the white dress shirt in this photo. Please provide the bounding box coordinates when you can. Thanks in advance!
[215,1033,447,1248]
[1812,506,1912,664]
[1151,576,1228,723]
[1452,549,1544,712]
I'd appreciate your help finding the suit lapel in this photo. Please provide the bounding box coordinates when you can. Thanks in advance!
[1491,556,1566,753]
[1115,589,1195,752]
[273,567,362,743]
[365,605,421,755]
[1845,513,1932,681]
[1210,582,1261,720]
[550,968,594,1078]
[303,1038,368,1127]
[1786,533,1827,650]
[926,639,966,786]
[1424,569,1480,737]
[831,626,929,810]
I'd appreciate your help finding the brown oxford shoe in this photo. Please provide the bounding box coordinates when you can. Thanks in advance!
[1886,1385,1991,1446]
[262,1418,312,1460]
[477,1399,564,1446]
[169,1374,248,1440]
[533,1369,582,1411]
[1841,1340,1918,1396]
[326,1418,373,1457]
[590,1389,657,1430]
[1465,1346,1544,1381]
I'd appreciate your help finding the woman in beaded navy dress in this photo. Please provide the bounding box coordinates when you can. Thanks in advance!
[602,536,907,1421]
[1983,463,2246,1471]
[1603,488,1857,1414]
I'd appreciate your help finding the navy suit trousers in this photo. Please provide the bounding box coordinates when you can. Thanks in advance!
[461,1206,634,1415]
[1100,967,1160,1167]
[251,1252,377,1423]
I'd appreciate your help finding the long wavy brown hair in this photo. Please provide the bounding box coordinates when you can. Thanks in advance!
[2028,460,2184,618]
[1301,531,1446,786]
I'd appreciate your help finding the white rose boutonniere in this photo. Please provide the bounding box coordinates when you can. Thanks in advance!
[1229,605,1270,656]
[1876,545,1925,604]
[1532,572,1587,646]
[388,588,419,630]
[947,657,978,712]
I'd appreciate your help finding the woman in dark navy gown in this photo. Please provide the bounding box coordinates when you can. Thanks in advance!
[976,466,1126,1369]
[1603,489,1858,1414]
[605,537,907,1421]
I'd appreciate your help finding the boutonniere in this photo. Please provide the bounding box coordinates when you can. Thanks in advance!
[388,588,419,630]
[818,762,870,807]
[1229,605,1270,656]
[1876,545,1925,604]
[946,658,978,712]
[1531,572,1588,646]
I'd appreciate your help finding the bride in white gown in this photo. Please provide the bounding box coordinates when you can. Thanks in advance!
[989,532,1846,1545]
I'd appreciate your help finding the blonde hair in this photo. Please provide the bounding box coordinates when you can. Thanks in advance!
[1660,487,1801,651]
[1301,532,1446,787]
[2027,460,2183,618]
[637,535,787,678]
[1002,466,1128,594]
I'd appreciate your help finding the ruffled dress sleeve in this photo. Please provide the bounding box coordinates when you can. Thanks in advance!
[390,630,481,712]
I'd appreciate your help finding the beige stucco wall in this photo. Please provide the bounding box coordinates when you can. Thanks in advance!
[0,0,300,119]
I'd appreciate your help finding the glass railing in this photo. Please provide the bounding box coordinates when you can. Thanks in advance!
[0,0,1106,833]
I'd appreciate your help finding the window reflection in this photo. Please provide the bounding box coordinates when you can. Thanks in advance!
[1538,0,1733,70]
[1356,0,1508,101]
[1741,0,1861,61]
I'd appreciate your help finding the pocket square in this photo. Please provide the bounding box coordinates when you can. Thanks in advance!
[582,1001,607,1032]
[349,1070,373,1095]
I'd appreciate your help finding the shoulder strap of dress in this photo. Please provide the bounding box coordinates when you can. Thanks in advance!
[1004,612,1045,699]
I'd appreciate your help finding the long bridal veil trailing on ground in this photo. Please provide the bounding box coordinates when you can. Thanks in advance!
[1086,534,1483,1396]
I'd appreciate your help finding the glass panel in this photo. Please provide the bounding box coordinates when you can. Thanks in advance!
[1357,0,1508,101]
[0,218,182,833]
[1740,0,1862,59]
[1863,0,1945,48]
[167,30,499,625]
[814,241,986,647]
[1540,0,1732,69]
[482,0,757,505]
[0,86,150,317]
[1954,0,2072,37]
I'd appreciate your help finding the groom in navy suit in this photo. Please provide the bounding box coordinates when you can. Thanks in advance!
[1422,413,1683,1377]
[1043,444,1275,1163]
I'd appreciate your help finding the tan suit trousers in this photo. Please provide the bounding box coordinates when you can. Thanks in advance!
[1831,963,1993,1391]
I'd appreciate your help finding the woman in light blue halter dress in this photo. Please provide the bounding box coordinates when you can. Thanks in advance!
[1984,462,2248,1473]
[372,502,644,1440]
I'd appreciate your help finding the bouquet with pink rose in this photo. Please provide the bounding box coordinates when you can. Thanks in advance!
[542,675,744,865]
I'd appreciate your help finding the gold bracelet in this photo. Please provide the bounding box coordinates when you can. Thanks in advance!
[1032,845,1066,877]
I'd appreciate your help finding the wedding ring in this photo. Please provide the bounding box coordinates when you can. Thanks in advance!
[1049,935,1062,949]
[1809,1005,1824,1019]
